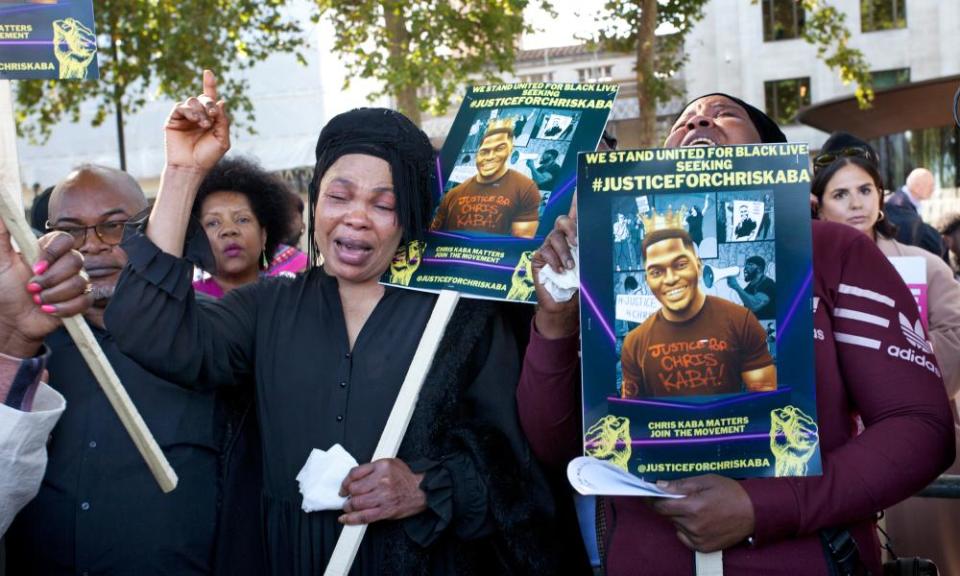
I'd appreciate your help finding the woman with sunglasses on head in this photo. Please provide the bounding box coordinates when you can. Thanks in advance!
[812,132,960,397]
[812,132,960,574]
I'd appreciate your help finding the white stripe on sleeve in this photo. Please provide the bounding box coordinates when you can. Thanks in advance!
[834,332,882,350]
[833,307,891,328]
[838,283,895,307]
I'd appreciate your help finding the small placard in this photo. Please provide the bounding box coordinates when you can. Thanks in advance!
[0,1,99,80]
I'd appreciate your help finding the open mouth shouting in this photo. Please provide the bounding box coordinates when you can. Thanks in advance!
[334,237,374,265]
[681,134,719,147]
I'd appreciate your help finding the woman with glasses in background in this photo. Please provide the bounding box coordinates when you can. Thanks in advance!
[812,131,960,574]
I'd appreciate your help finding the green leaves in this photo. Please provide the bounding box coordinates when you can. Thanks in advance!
[797,0,873,108]
[15,0,307,142]
[584,0,710,145]
[313,0,546,125]
[582,0,875,146]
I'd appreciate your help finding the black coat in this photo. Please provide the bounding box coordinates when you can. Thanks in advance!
[106,232,573,575]
[885,188,946,259]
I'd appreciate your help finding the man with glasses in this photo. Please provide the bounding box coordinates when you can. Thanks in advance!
[41,165,144,325]
[4,164,262,576]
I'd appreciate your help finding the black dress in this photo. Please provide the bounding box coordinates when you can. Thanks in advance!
[105,233,560,575]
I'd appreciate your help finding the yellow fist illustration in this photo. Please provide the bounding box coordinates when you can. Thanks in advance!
[770,406,819,477]
[505,250,536,301]
[53,17,96,80]
[389,241,425,286]
[584,415,632,471]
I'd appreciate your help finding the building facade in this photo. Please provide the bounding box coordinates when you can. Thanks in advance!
[685,0,960,219]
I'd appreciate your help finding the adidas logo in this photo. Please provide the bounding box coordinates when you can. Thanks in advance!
[886,312,940,378]
[898,312,933,354]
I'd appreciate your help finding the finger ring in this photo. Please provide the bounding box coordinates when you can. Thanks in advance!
[78,269,90,283]
[83,283,93,295]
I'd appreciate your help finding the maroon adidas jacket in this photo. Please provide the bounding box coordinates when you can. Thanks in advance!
[517,221,955,575]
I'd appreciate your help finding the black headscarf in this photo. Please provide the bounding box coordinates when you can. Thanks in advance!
[307,108,435,266]
[675,93,787,143]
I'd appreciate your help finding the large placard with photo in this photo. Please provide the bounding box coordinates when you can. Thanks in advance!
[577,144,821,481]
[381,82,616,302]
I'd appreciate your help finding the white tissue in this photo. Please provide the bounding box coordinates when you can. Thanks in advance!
[567,457,683,498]
[296,444,359,513]
[537,244,580,302]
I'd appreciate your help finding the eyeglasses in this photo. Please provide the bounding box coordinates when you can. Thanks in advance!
[812,146,875,171]
[45,219,133,247]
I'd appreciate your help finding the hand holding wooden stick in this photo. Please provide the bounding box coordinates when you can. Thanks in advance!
[0,80,177,493]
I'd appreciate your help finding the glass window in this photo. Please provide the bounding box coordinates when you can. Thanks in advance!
[763,0,805,41]
[520,72,554,84]
[861,0,906,32]
[577,65,613,83]
[764,77,811,126]
[871,126,960,192]
[871,126,960,225]
[870,68,910,90]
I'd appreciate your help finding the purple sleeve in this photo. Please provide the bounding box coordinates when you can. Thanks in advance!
[742,230,955,544]
[516,320,583,468]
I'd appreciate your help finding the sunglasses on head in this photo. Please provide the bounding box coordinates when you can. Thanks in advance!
[812,146,875,171]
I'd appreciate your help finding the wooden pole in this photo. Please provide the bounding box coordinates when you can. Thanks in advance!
[324,289,461,576]
[0,79,178,493]
[0,82,21,218]
[695,551,723,575]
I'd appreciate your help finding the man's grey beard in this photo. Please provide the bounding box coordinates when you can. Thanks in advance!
[91,284,116,307]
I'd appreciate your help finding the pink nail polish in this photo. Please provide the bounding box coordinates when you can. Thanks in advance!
[32,260,49,275]
[41,305,57,314]
[26,282,42,293]
[33,294,42,305]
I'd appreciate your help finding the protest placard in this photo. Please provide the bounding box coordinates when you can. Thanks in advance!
[576,143,820,481]
[888,256,927,327]
[0,0,99,81]
[381,82,616,302]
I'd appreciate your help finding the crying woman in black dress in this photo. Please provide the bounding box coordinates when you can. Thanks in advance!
[105,72,560,575]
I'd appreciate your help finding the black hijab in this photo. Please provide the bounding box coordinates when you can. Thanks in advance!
[675,93,787,143]
[307,108,435,266]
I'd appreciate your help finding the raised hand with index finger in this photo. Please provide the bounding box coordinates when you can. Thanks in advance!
[165,69,231,171]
